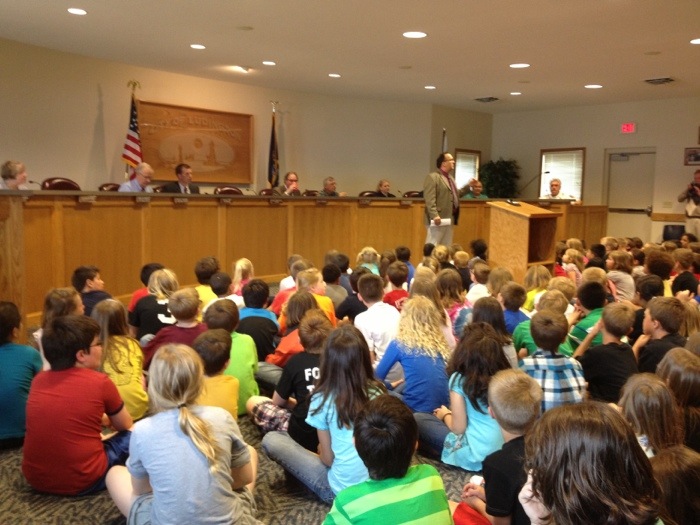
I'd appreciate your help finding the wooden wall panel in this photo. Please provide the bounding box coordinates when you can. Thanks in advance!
[224,202,289,277]
[62,201,144,292]
[148,201,220,287]
[4,194,606,341]
[291,203,354,266]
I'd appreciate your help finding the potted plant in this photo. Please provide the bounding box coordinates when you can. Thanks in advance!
[479,158,520,198]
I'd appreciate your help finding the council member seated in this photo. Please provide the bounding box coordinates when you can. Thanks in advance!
[118,162,154,193]
[318,176,347,197]
[0,160,29,190]
[460,178,488,199]
[541,177,575,199]
[376,179,395,197]
[161,163,200,194]
[273,171,300,196]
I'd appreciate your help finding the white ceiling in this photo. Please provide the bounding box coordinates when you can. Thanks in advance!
[1,0,699,113]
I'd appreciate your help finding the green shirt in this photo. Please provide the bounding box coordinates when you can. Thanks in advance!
[513,319,574,357]
[567,307,604,352]
[223,332,259,415]
[323,464,453,525]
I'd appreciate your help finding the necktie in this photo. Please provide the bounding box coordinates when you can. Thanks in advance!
[184,186,190,194]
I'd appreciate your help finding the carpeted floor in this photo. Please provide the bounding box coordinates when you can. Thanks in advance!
[0,417,471,524]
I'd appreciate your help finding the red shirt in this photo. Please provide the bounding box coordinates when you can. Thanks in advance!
[23,368,124,495]
[383,289,409,311]
[142,323,208,369]
[265,329,303,368]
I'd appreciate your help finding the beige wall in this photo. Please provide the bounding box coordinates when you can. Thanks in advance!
[492,97,700,239]
[1,38,493,196]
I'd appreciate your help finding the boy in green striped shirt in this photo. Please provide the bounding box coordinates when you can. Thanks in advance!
[324,395,452,525]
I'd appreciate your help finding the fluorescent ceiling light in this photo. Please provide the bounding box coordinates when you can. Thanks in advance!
[262,61,276,66]
[509,63,530,68]
[424,85,436,90]
[585,84,603,89]
[328,73,341,78]
[67,8,87,15]
[230,66,250,73]
[190,44,206,50]
[510,92,522,96]
[691,38,700,45]
[403,31,427,39]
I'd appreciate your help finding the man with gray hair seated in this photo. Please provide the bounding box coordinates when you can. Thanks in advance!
[542,178,574,199]
[319,176,347,197]
[0,160,29,190]
[118,162,154,192]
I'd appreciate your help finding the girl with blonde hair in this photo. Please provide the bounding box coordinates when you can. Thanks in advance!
[232,258,254,295]
[356,246,380,274]
[409,277,456,349]
[129,268,179,344]
[562,248,585,288]
[107,344,260,524]
[376,296,451,414]
[522,265,552,312]
[92,299,148,420]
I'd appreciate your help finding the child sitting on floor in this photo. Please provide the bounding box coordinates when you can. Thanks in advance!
[204,299,259,417]
[324,395,452,525]
[383,261,409,311]
[0,301,42,449]
[633,296,686,373]
[247,311,332,452]
[456,369,542,525]
[142,287,207,369]
[193,329,240,420]
[23,315,132,495]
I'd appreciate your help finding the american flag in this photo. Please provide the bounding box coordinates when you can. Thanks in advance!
[122,96,142,170]
[267,112,279,187]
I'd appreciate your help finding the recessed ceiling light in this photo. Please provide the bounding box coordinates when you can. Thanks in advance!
[424,85,436,90]
[518,80,530,84]
[398,65,412,70]
[585,84,603,89]
[691,38,700,45]
[230,66,250,73]
[510,92,522,96]
[509,63,530,69]
[67,7,87,15]
[190,44,206,50]
[328,73,341,78]
[237,26,254,31]
[403,31,427,39]
[262,61,276,66]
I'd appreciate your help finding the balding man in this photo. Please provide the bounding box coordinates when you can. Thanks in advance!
[118,162,154,193]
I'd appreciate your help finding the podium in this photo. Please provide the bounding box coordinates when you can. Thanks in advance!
[487,201,561,284]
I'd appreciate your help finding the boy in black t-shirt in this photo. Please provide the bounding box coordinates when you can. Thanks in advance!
[246,311,332,452]
[573,302,639,403]
[455,369,542,525]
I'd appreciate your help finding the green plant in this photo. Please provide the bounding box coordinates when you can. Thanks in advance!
[479,158,520,198]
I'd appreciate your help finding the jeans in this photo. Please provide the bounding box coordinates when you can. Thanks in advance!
[256,362,283,395]
[262,431,335,504]
[78,430,132,495]
[414,412,449,459]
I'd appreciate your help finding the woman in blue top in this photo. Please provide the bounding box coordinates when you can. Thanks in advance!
[376,296,451,413]
[262,325,385,503]
[415,323,510,470]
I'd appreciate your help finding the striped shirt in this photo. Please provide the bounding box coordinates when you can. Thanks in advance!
[323,464,453,525]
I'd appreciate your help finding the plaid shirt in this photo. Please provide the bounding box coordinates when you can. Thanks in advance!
[520,350,586,412]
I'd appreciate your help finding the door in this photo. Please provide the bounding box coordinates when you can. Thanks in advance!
[605,150,655,240]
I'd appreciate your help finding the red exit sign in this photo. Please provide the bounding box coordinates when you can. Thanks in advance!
[620,122,636,134]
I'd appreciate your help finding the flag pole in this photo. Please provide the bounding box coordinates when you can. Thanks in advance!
[268,101,280,189]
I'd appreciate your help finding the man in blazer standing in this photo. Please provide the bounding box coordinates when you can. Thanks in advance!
[161,163,200,194]
[423,152,459,245]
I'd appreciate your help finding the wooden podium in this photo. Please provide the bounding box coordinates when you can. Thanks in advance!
[487,201,561,284]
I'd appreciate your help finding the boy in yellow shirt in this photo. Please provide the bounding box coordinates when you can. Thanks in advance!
[192,329,240,420]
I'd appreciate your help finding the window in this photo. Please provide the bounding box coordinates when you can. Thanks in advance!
[454,149,480,191]
[539,148,585,200]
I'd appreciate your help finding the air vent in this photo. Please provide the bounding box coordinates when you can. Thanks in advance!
[644,77,674,85]
[474,97,499,103]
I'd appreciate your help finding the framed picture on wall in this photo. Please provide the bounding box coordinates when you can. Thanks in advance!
[138,100,253,184]
[685,147,700,166]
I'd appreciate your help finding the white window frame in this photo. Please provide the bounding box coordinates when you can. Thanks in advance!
[539,148,585,200]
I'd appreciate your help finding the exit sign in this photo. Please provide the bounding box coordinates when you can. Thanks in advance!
[620,122,637,134]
